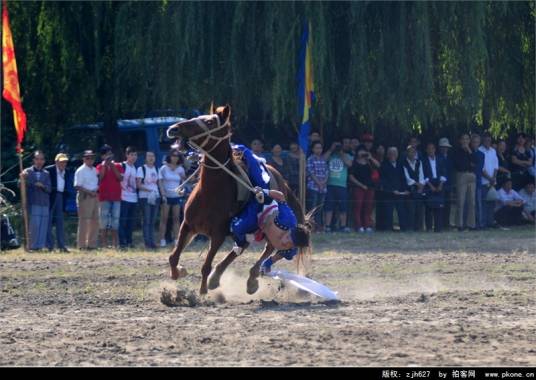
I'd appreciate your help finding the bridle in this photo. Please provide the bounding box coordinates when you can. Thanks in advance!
[181,114,232,153]
[168,114,262,202]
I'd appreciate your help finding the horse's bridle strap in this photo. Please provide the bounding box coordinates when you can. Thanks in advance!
[190,115,231,153]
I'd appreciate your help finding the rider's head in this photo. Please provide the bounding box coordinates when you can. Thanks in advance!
[291,224,311,248]
[278,224,311,251]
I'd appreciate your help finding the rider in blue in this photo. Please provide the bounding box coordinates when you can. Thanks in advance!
[230,144,311,274]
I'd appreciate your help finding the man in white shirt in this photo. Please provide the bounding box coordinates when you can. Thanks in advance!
[74,150,99,250]
[422,143,447,232]
[402,146,426,231]
[479,132,499,228]
[45,153,70,252]
[119,146,139,249]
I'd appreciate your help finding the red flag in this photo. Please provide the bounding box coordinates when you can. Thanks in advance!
[2,0,27,152]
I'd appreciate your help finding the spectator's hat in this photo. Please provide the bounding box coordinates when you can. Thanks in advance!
[55,153,69,162]
[438,138,452,148]
[82,150,96,158]
[361,133,374,142]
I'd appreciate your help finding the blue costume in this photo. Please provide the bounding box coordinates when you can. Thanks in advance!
[230,144,298,262]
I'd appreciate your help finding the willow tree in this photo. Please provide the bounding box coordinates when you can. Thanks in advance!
[3,0,534,161]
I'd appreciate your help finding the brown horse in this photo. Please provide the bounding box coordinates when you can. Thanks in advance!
[166,105,306,295]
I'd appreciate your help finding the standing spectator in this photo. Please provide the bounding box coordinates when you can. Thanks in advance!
[307,131,323,156]
[496,140,511,189]
[158,149,186,247]
[267,144,289,180]
[519,181,536,223]
[45,153,71,252]
[119,146,139,249]
[401,135,423,161]
[526,136,536,179]
[137,151,160,249]
[359,134,381,167]
[373,145,387,230]
[250,139,267,160]
[494,178,526,226]
[374,145,386,164]
[96,145,123,248]
[438,138,454,229]
[453,134,477,231]
[380,147,410,231]
[22,151,51,251]
[510,133,532,190]
[342,136,356,229]
[471,134,485,229]
[309,131,322,145]
[422,143,447,232]
[479,132,499,228]
[286,142,302,195]
[323,140,353,232]
[342,137,354,160]
[350,137,360,157]
[74,150,99,250]
[402,145,426,231]
[306,141,329,230]
[349,147,375,232]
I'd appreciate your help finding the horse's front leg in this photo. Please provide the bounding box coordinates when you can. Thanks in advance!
[169,222,195,280]
[246,243,274,295]
[200,234,226,295]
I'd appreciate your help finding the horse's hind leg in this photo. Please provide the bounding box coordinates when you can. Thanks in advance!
[169,222,195,280]
[208,243,248,290]
[246,244,274,295]
[200,234,226,295]
[208,250,237,290]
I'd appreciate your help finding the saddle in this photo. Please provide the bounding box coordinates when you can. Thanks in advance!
[231,148,279,210]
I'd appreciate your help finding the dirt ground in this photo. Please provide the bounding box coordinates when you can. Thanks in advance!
[1,227,535,366]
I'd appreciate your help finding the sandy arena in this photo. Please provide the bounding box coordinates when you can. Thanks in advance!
[1,227,535,366]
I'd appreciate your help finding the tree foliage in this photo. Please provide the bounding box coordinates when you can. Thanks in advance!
[2,0,534,159]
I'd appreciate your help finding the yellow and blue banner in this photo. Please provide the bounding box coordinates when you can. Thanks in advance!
[297,21,314,152]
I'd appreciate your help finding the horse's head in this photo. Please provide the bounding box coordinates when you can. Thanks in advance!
[167,105,232,153]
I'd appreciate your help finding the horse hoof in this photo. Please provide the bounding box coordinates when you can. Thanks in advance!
[246,277,259,295]
[207,274,220,290]
[170,265,188,280]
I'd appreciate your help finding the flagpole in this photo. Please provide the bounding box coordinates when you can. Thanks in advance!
[17,146,30,251]
[299,148,306,213]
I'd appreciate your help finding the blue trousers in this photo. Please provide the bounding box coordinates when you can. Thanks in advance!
[47,192,66,249]
[30,205,49,250]
[119,201,137,247]
[139,198,159,247]
[306,189,325,227]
